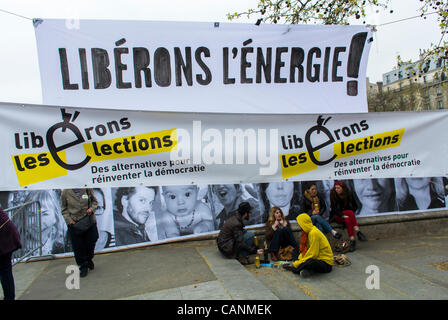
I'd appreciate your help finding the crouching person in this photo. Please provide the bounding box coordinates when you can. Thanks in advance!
[285,213,333,278]
[216,202,263,265]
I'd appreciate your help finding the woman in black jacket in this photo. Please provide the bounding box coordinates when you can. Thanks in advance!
[330,181,367,251]
[301,182,342,240]
[264,206,298,261]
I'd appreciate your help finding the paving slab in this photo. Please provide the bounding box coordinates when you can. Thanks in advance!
[18,244,216,300]
[5,232,448,300]
[246,234,448,300]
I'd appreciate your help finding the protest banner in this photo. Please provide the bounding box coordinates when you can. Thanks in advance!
[34,19,372,113]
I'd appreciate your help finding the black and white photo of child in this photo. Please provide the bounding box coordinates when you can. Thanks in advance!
[156,184,214,239]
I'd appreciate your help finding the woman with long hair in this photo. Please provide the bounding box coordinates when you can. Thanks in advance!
[264,206,298,261]
[24,190,66,256]
[302,182,342,239]
[260,182,302,221]
[330,181,367,252]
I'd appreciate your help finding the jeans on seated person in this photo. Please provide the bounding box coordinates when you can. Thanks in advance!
[268,227,298,254]
[292,258,332,275]
[236,230,254,257]
[311,215,333,234]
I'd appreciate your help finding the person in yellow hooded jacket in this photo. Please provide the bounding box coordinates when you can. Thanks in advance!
[285,213,333,278]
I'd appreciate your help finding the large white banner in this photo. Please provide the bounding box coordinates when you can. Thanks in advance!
[34,19,372,114]
[1,102,447,191]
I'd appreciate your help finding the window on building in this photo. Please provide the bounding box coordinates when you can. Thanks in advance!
[437,86,442,96]
[386,75,390,84]
[438,100,444,109]
[398,71,403,79]
[423,76,427,83]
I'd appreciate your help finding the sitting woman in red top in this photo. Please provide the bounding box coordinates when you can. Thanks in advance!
[330,181,368,252]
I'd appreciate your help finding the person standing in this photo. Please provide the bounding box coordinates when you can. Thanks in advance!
[216,202,263,265]
[0,207,22,300]
[61,188,98,278]
[330,181,367,252]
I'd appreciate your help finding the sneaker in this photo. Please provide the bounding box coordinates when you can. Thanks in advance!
[349,240,356,252]
[299,269,312,278]
[333,232,342,239]
[80,267,88,278]
[87,260,94,270]
[357,231,368,242]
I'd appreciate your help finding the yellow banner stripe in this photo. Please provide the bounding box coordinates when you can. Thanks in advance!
[334,128,404,159]
[280,151,319,179]
[12,151,68,186]
[84,129,178,162]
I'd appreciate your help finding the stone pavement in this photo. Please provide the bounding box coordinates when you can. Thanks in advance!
[7,232,448,300]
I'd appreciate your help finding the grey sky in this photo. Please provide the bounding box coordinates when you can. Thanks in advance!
[0,0,441,104]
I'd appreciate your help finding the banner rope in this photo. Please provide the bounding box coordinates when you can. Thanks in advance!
[0,7,439,29]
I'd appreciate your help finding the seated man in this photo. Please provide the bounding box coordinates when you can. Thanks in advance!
[285,213,334,278]
[216,202,263,265]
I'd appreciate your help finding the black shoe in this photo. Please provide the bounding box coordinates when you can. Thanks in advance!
[237,256,251,265]
[357,231,368,242]
[349,240,356,252]
[282,263,294,271]
[299,269,312,278]
[334,232,342,239]
[87,260,94,270]
[80,267,88,278]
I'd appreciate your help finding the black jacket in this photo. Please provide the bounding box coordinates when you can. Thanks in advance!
[113,211,150,246]
[301,193,327,217]
[330,195,358,222]
[216,213,256,258]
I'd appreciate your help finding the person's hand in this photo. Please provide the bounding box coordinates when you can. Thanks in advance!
[257,249,264,255]
[312,210,319,215]
[273,220,279,229]
[86,208,93,215]
[68,221,75,226]
[281,219,287,227]
[343,215,349,219]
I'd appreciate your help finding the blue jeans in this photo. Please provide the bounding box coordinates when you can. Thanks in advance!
[311,215,333,234]
[236,230,254,257]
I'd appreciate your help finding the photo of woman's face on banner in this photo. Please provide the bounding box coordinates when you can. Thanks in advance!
[1,176,446,258]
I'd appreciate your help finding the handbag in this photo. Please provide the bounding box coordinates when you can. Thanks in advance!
[71,189,94,234]
[278,245,295,261]
[72,214,94,234]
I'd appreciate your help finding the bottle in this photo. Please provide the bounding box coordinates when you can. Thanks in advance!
[263,241,269,262]
[255,256,260,268]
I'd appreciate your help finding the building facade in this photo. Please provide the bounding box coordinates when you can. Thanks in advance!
[368,51,447,112]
